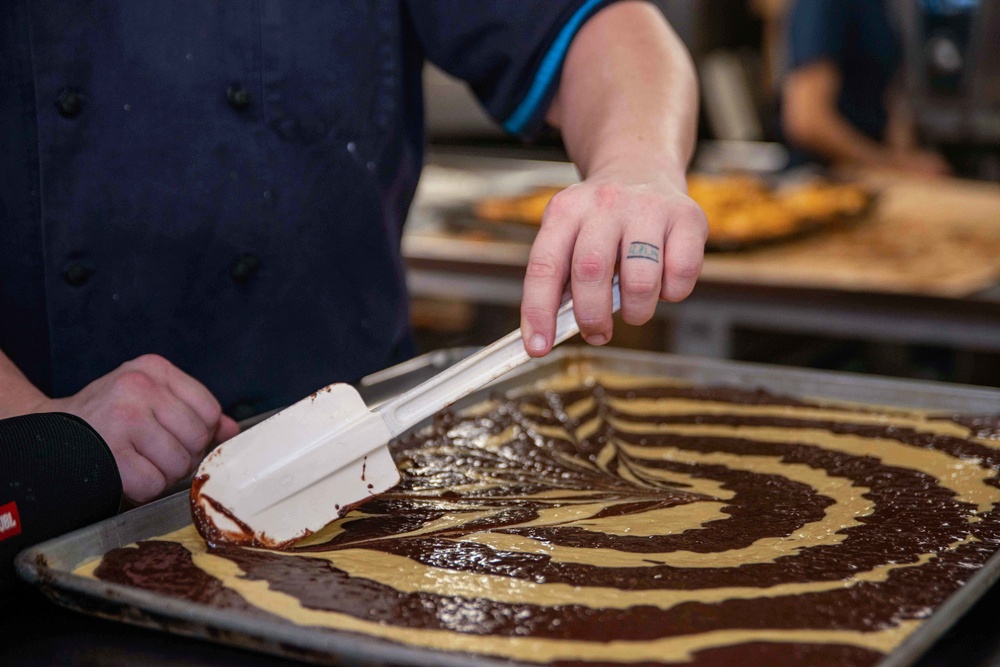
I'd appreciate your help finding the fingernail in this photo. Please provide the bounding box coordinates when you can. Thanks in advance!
[588,334,607,346]
[528,333,547,352]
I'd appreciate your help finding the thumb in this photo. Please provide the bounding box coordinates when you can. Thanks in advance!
[215,414,241,443]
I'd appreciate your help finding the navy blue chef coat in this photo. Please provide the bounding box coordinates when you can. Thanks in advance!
[0,0,616,418]
[783,0,902,164]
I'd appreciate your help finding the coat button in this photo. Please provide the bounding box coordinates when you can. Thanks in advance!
[226,84,252,111]
[230,253,260,284]
[63,261,93,286]
[56,89,83,118]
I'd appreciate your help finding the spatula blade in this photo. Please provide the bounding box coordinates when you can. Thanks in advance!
[191,383,399,548]
[194,277,622,549]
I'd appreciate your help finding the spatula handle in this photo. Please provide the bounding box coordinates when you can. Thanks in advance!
[378,276,622,437]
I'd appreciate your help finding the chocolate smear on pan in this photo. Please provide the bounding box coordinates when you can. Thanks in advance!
[87,373,1000,667]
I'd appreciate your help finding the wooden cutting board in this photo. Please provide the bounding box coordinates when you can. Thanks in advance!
[700,174,1000,296]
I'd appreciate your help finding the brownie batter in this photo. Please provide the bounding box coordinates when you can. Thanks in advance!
[77,369,1000,666]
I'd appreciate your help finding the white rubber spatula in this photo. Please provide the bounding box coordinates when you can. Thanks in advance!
[191,277,621,548]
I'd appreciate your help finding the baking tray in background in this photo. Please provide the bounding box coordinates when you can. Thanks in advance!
[439,176,878,253]
[16,347,1000,667]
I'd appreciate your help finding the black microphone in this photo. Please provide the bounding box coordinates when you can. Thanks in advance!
[0,413,122,601]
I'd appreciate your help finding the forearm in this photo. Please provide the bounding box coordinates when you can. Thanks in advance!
[885,88,917,153]
[787,107,895,168]
[521,1,706,355]
[0,349,48,419]
[546,1,698,186]
[782,63,898,169]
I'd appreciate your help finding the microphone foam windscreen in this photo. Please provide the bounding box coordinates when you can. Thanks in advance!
[0,413,122,598]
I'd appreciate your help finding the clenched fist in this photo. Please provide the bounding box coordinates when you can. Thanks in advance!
[37,354,239,503]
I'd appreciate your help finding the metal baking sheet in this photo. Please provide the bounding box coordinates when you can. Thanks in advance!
[16,347,1000,667]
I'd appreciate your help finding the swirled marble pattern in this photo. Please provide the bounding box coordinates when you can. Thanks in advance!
[79,369,1000,666]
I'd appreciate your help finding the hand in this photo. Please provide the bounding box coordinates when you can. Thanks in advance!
[37,354,239,504]
[520,170,708,356]
[890,150,952,178]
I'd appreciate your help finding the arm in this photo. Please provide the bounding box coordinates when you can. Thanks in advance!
[782,61,949,175]
[783,61,894,166]
[885,86,917,153]
[0,351,49,418]
[521,1,707,355]
[0,348,239,503]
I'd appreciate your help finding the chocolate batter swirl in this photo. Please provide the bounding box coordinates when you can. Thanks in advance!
[82,370,1000,666]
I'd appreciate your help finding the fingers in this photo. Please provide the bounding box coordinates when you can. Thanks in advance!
[116,448,167,505]
[128,354,225,444]
[136,354,222,432]
[521,183,708,353]
[619,238,663,325]
[521,192,580,357]
[215,414,241,443]
[570,220,619,344]
[621,196,706,316]
[661,205,707,302]
[132,423,193,482]
[61,354,233,505]
[153,400,213,459]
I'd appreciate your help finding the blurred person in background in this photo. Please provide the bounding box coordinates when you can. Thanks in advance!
[781,0,951,175]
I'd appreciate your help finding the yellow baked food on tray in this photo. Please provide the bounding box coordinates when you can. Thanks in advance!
[473,185,565,226]
[472,175,874,250]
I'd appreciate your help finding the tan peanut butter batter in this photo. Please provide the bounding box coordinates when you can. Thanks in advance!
[77,368,1000,667]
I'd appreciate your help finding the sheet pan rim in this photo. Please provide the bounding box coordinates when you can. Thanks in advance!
[17,346,1000,667]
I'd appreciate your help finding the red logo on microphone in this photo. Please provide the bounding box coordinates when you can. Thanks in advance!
[0,501,22,541]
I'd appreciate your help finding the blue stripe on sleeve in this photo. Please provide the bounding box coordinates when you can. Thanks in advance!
[502,0,607,135]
